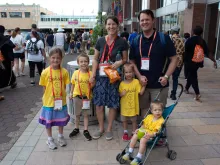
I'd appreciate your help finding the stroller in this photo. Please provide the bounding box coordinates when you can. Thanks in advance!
[116,84,184,165]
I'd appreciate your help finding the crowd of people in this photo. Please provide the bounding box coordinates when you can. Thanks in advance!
[0,8,218,165]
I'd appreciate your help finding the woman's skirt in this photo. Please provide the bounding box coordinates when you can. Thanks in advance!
[92,75,120,109]
[39,105,70,128]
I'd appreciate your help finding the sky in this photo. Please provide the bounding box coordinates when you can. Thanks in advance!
[0,0,99,15]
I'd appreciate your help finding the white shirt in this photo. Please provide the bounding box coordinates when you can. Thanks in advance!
[25,38,44,62]
[54,32,65,46]
[10,34,25,53]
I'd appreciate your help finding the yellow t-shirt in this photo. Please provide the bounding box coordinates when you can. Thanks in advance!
[71,70,92,99]
[39,67,70,107]
[142,114,164,134]
[119,79,141,116]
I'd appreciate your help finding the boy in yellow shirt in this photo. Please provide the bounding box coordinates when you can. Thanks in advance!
[119,63,146,141]
[122,102,164,165]
[69,53,94,141]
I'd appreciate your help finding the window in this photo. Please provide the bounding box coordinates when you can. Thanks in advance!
[1,12,7,18]
[9,12,22,18]
[24,12,30,18]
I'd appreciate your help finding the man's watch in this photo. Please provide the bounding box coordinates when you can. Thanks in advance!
[164,75,169,80]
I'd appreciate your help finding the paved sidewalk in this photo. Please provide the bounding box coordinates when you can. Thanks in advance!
[1,59,220,165]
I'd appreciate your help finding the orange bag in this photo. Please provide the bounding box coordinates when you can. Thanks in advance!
[104,66,121,84]
[192,45,204,63]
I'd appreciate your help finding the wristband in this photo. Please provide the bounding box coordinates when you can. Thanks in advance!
[164,75,169,80]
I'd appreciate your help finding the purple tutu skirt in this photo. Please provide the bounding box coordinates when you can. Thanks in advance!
[39,105,70,128]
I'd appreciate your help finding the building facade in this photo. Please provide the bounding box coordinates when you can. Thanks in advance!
[0,3,54,30]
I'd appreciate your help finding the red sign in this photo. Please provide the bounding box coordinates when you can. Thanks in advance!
[68,19,78,25]
[118,12,123,23]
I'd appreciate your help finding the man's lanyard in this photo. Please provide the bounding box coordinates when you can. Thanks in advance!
[50,67,62,98]
[139,31,157,58]
[100,36,117,63]
[78,70,91,99]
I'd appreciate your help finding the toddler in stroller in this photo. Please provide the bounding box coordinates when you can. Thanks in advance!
[122,101,164,165]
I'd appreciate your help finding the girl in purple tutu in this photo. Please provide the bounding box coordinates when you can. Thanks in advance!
[39,47,70,150]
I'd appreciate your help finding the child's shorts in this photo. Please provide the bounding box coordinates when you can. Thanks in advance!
[73,96,91,117]
[121,115,137,122]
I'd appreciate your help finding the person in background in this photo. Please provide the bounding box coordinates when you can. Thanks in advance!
[184,26,217,101]
[69,34,75,54]
[10,27,25,77]
[54,28,65,50]
[128,29,138,45]
[81,30,90,52]
[5,29,12,39]
[46,31,54,55]
[26,24,44,42]
[169,26,185,100]
[0,25,17,96]
[120,28,130,41]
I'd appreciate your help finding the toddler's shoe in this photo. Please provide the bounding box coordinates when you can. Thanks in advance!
[69,128,80,139]
[122,152,132,161]
[130,157,142,165]
[122,132,131,141]
[58,136,67,147]
[46,138,57,150]
[83,130,92,141]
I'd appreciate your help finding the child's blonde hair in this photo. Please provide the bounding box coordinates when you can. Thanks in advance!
[77,52,90,64]
[150,101,163,111]
[49,46,64,58]
[123,63,134,79]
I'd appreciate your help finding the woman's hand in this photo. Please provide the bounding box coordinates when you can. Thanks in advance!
[134,129,139,134]
[89,76,96,84]
[111,61,121,70]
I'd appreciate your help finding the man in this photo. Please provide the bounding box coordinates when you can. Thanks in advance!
[120,28,130,41]
[0,25,17,101]
[5,29,12,39]
[169,26,185,100]
[46,31,54,54]
[81,30,90,52]
[54,28,65,49]
[128,28,138,45]
[26,24,44,42]
[129,9,177,116]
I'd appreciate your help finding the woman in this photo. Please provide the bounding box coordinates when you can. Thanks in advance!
[90,16,129,140]
[10,27,25,77]
[25,31,46,86]
[184,26,217,101]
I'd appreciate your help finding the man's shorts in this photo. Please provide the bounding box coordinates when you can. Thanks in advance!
[139,87,169,111]
[73,97,90,117]
[13,53,25,60]
[121,115,137,122]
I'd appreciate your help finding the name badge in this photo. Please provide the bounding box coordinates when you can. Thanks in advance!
[141,58,150,71]
[54,98,62,110]
[82,100,90,110]
[99,63,109,77]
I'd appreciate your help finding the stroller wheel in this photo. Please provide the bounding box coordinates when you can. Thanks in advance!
[116,153,121,162]
[119,157,126,164]
[167,150,177,160]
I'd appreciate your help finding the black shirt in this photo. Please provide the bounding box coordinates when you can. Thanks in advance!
[95,36,129,63]
[120,31,130,41]
[129,31,176,88]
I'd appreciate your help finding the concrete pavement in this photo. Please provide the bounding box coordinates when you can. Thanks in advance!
[0,57,220,165]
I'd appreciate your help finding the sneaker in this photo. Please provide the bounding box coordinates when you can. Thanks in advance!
[83,130,92,141]
[122,152,131,161]
[30,81,35,86]
[69,128,80,139]
[92,130,104,140]
[46,139,57,150]
[122,132,131,141]
[15,73,20,77]
[130,157,142,165]
[105,131,113,141]
[20,72,25,76]
[58,136,67,147]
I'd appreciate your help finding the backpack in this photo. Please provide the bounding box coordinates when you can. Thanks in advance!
[171,36,184,67]
[27,40,40,55]
[192,45,204,63]
[83,32,89,40]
